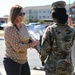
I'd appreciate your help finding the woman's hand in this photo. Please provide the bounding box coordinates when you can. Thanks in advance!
[29,40,40,48]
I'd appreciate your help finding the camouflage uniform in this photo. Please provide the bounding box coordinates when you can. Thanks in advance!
[41,23,75,75]
[41,1,75,74]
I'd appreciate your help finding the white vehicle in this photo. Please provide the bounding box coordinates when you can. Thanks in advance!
[0,23,7,29]
[26,22,40,30]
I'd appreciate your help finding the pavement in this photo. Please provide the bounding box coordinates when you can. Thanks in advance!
[0,37,45,75]
[0,66,75,75]
[0,35,75,75]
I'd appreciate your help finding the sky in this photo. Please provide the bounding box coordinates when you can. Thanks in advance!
[0,0,75,17]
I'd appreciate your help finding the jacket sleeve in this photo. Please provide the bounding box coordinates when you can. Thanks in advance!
[4,27,30,53]
[41,27,52,62]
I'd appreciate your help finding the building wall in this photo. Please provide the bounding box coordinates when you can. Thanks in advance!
[24,3,75,24]
[25,9,51,21]
[0,17,8,24]
[70,6,75,24]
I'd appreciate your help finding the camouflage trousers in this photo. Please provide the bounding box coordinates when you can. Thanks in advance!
[46,72,72,75]
[45,71,72,75]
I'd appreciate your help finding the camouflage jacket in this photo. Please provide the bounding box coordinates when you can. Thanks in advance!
[41,23,75,74]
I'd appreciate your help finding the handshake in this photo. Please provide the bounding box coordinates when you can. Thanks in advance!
[29,33,42,55]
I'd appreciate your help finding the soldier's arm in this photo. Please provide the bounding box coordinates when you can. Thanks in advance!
[41,27,52,62]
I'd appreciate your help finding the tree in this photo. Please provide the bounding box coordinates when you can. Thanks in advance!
[24,17,29,24]
[38,20,44,24]
[33,19,38,22]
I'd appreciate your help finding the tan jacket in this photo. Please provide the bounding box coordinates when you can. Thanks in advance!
[4,24,31,64]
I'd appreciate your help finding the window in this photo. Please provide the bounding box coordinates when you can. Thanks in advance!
[32,16,34,18]
[47,16,50,18]
[72,8,75,12]
[48,10,50,13]
[36,11,37,13]
[39,11,41,13]
[72,14,75,18]
[43,10,46,13]
[43,16,46,18]
[1,21,5,23]
[39,16,41,18]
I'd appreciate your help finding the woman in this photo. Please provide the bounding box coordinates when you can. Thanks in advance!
[41,1,75,75]
[3,4,39,75]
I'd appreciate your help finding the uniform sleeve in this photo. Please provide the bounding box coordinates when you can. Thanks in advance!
[4,27,30,53]
[41,27,52,62]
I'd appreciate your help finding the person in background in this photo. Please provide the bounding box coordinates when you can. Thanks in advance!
[3,4,39,75]
[41,1,75,75]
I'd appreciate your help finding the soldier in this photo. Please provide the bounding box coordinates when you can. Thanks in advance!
[41,1,75,75]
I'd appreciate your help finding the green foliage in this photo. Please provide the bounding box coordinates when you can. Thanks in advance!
[33,19,45,24]
[0,30,4,36]
[38,20,44,24]
[0,33,4,36]
[33,19,38,22]
[24,17,29,24]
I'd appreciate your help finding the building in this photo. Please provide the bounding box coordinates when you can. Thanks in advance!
[0,17,8,25]
[24,5,51,22]
[24,2,75,24]
[70,2,75,24]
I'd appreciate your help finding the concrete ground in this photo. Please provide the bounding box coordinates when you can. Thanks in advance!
[0,66,75,75]
[0,34,75,75]
[0,37,45,75]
